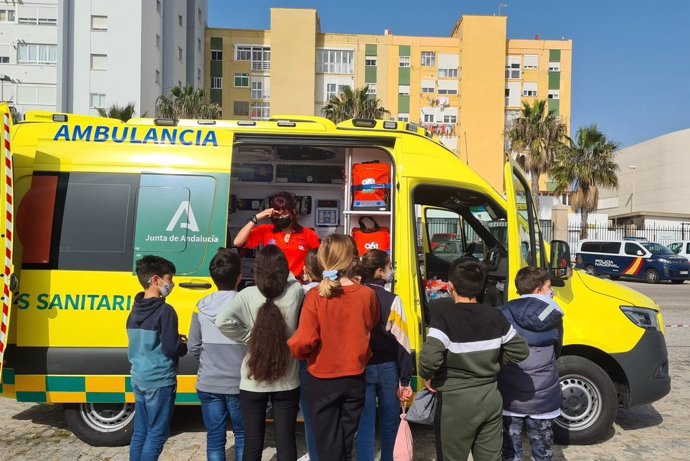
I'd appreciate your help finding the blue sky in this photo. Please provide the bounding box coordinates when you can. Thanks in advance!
[209,0,690,148]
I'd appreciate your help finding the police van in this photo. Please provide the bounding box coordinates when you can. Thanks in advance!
[0,103,670,446]
[576,239,690,284]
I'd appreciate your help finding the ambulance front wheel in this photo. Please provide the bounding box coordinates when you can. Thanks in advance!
[554,356,618,445]
[64,403,135,447]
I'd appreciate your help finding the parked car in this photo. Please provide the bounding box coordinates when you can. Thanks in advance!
[667,241,690,261]
[576,240,690,284]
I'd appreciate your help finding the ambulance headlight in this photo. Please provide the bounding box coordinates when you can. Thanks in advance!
[620,306,659,330]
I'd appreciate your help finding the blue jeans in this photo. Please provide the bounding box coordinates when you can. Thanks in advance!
[356,361,400,461]
[299,360,319,461]
[130,383,177,461]
[198,390,244,461]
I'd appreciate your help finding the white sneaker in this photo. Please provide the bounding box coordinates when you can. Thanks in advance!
[297,455,310,461]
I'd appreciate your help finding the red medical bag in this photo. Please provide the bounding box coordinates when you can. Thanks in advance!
[352,216,391,255]
[351,161,390,210]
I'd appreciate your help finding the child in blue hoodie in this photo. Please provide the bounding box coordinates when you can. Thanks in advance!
[127,255,187,461]
[497,267,564,461]
[188,248,246,461]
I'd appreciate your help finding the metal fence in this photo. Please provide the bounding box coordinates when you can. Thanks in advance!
[566,223,690,251]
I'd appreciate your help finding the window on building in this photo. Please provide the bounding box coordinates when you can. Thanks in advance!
[316,49,354,74]
[365,56,377,66]
[233,101,249,116]
[178,80,182,87]
[421,79,435,94]
[197,68,201,85]
[234,73,249,87]
[505,82,521,107]
[17,44,57,65]
[90,53,107,70]
[17,5,57,24]
[548,90,560,100]
[251,76,270,100]
[523,55,538,69]
[211,50,222,61]
[522,82,537,97]
[421,51,436,66]
[399,55,410,67]
[178,13,183,27]
[0,56,8,64]
[443,115,457,124]
[198,38,201,53]
[423,114,434,123]
[198,7,202,24]
[0,9,16,22]
[156,34,160,49]
[250,102,270,121]
[91,15,107,31]
[90,93,106,109]
[235,45,270,71]
[505,56,521,79]
[210,77,222,89]
[549,62,561,72]
[178,46,183,61]
[16,84,56,106]
[325,82,351,101]
[398,85,410,95]
[155,69,160,85]
[437,80,458,95]
[397,113,409,122]
[366,84,377,95]
[438,54,459,78]
[156,0,161,14]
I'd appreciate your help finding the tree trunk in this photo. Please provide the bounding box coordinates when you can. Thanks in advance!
[531,173,541,217]
[580,208,589,239]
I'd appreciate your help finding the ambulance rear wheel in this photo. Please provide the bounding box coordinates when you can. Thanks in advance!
[64,403,135,447]
[554,356,617,445]
[644,269,660,284]
[584,265,596,276]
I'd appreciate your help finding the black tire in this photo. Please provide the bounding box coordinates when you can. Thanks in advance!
[64,403,135,447]
[671,279,685,284]
[584,265,596,276]
[644,269,660,284]
[554,356,618,445]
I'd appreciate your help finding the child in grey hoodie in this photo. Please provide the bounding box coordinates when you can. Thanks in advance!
[188,248,245,461]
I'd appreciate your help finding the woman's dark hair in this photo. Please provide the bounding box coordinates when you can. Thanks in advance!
[359,249,390,283]
[271,192,302,232]
[246,245,292,383]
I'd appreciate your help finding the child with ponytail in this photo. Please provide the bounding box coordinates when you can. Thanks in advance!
[288,234,380,461]
[216,245,304,461]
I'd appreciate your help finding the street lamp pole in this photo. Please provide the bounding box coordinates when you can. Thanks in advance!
[628,165,637,213]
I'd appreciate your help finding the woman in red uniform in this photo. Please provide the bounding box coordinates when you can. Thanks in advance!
[234,192,321,279]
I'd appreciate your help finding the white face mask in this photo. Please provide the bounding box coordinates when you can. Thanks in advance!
[383,269,395,284]
[159,282,173,297]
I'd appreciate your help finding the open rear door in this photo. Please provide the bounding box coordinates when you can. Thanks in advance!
[0,103,14,384]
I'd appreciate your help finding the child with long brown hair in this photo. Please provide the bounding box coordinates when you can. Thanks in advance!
[288,234,380,461]
[216,245,304,461]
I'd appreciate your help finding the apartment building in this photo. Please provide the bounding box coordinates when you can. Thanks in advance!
[57,0,207,117]
[205,8,572,190]
[0,0,58,115]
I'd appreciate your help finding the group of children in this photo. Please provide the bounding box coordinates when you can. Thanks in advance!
[126,235,564,461]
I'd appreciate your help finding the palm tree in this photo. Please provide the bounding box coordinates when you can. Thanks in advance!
[321,85,388,123]
[155,85,221,119]
[97,103,136,122]
[550,124,619,239]
[506,100,568,210]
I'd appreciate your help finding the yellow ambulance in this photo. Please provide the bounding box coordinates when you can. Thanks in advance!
[0,103,670,446]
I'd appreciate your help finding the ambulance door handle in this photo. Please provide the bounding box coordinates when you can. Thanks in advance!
[178,282,212,290]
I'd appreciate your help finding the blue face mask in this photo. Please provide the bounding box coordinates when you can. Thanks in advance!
[159,282,173,297]
[383,269,395,283]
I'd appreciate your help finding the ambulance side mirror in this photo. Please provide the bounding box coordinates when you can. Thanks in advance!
[549,240,572,281]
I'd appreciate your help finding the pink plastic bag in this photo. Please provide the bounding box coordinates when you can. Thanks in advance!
[393,404,413,461]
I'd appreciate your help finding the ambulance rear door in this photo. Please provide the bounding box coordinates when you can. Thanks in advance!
[0,103,15,386]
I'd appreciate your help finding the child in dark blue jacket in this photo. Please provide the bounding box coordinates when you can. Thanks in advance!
[127,255,187,461]
[497,267,564,461]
